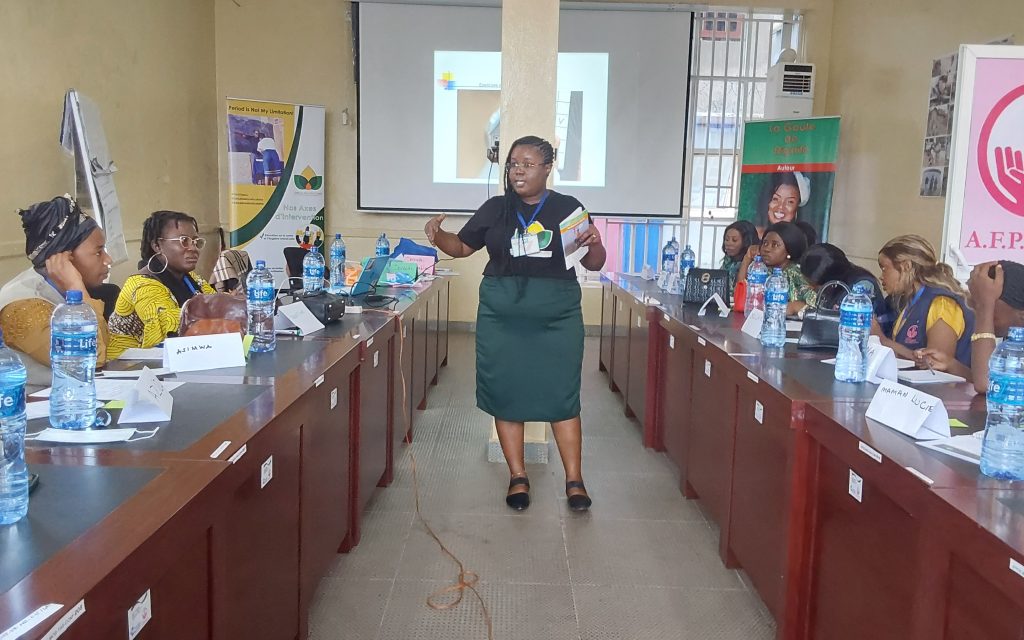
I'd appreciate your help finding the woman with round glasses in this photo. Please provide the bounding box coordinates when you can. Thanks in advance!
[423,135,606,513]
[107,211,215,358]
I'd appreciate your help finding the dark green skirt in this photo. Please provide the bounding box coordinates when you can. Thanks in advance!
[476,276,584,422]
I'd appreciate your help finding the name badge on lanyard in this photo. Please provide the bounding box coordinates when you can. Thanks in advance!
[510,231,541,257]
[510,191,549,258]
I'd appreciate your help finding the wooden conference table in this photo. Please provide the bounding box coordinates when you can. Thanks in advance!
[0,277,450,640]
[600,273,1024,640]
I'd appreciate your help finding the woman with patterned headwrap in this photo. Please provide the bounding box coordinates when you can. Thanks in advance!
[0,195,114,386]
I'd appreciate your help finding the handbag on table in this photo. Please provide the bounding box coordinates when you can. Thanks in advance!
[797,280,850,350]
[681,268,731,306]
[178,293,249,338]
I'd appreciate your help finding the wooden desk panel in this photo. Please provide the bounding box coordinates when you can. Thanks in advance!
[412,304,427,411]
[426,292,439,387]
[729,381,807,623]
[804,441,922,640]
[611,292,630,395]
[685,344,737,549]
[216,401,302,640]
[299,347,358,634]
[656,316,694,478]
[600,283,614,374]
[0,458,224,640]
[438,279,450,368]
[626,298,649,426]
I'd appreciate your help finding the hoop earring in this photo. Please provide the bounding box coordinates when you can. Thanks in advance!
[146,252,167,275]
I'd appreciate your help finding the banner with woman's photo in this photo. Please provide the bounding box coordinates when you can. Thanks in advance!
[226,98,326,279]
[736,116,841,242]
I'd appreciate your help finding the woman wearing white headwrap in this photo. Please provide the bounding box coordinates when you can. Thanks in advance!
[754,171,811,232]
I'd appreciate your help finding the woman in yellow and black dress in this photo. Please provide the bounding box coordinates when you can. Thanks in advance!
[107,211,215,358]
[424,135,606,512]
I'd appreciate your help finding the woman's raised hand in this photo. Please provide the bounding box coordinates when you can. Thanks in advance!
[45,251,87,294]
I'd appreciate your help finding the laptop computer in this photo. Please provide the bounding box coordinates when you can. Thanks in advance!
[345,256,390,297]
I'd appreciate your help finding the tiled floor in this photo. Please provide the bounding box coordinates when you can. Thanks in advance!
[307,332,776,640]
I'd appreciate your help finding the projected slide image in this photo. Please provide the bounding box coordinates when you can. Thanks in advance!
[457,90,501,179]
[433,51,608,187]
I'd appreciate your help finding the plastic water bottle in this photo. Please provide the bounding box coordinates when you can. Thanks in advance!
[980,327,1024,480]
[760,268,788,348]
[329,233,347,293]
[247,260,276,353]
[0,330,28,525]
[376,233,391,258]
[661,238,679,273]
[303,246,325,295]
[745,256,769,315]
[680,244,696,278]
[834,283,873,382]
[50,290,97,430]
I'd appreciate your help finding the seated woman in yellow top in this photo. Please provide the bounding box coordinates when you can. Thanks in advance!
[0,195,115,386]
[107,211,215,358]
[876,234,974,379]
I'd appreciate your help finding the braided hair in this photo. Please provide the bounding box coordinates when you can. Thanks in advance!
[501,135,556,225]
[140,210,200,265]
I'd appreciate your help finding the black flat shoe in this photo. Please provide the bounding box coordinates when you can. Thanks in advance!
[506,476,531,511]
[566,480,592,512]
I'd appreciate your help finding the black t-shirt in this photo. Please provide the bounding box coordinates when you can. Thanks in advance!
[457,191,587,280]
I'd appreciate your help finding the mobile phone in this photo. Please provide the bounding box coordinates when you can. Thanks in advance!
[28,473,39,494]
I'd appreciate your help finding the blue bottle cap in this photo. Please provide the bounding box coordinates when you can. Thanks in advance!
[309,245,319,253]
[66,290,83,303]
[335,233,341,239]
[256,260,266,269]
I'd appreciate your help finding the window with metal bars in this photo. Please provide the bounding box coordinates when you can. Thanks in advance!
[584,11,802,281]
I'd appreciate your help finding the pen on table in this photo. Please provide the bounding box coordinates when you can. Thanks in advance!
[275,328,303,337]
[924,354,936,375]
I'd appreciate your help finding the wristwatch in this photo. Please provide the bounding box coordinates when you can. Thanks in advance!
[971,332,997,342]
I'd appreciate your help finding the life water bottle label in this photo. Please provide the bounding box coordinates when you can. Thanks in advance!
[765,291,789,305]
[0,383,25,417]
[749,272,767,285]
[304,265,324,280]
[988,373,1024,406]
[248,285,275,303]
[52,333,97,356]
[839,308,872,328]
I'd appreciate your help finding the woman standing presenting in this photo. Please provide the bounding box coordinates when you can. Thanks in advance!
[424,135,606,512]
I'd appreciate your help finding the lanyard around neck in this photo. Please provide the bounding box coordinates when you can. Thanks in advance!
[516,191,550,231]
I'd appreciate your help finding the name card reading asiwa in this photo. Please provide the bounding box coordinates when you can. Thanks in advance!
[865,379,951,440]
[119,367,173,423]
[163,333,246,373]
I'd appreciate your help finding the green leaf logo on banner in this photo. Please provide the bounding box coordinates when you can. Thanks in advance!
[295,165,323,191]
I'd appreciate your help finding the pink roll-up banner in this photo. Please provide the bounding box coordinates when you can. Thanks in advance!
[943,45,1024,274]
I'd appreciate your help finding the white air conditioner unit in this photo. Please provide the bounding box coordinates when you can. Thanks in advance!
[765,62,815,118]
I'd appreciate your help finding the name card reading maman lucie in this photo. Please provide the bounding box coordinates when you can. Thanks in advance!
[163,333,246,373]
[865,379,951,440]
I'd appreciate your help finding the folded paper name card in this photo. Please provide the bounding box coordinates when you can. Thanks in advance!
[163,333,246,372]
[740,308,765,339]
[119,367,173,423]
[866,341,898,384]
[865,379,951,440]
[698,293,730,318]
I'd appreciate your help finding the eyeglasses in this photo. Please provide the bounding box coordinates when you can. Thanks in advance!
[159,236,206,250]
[506,161,546,171]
